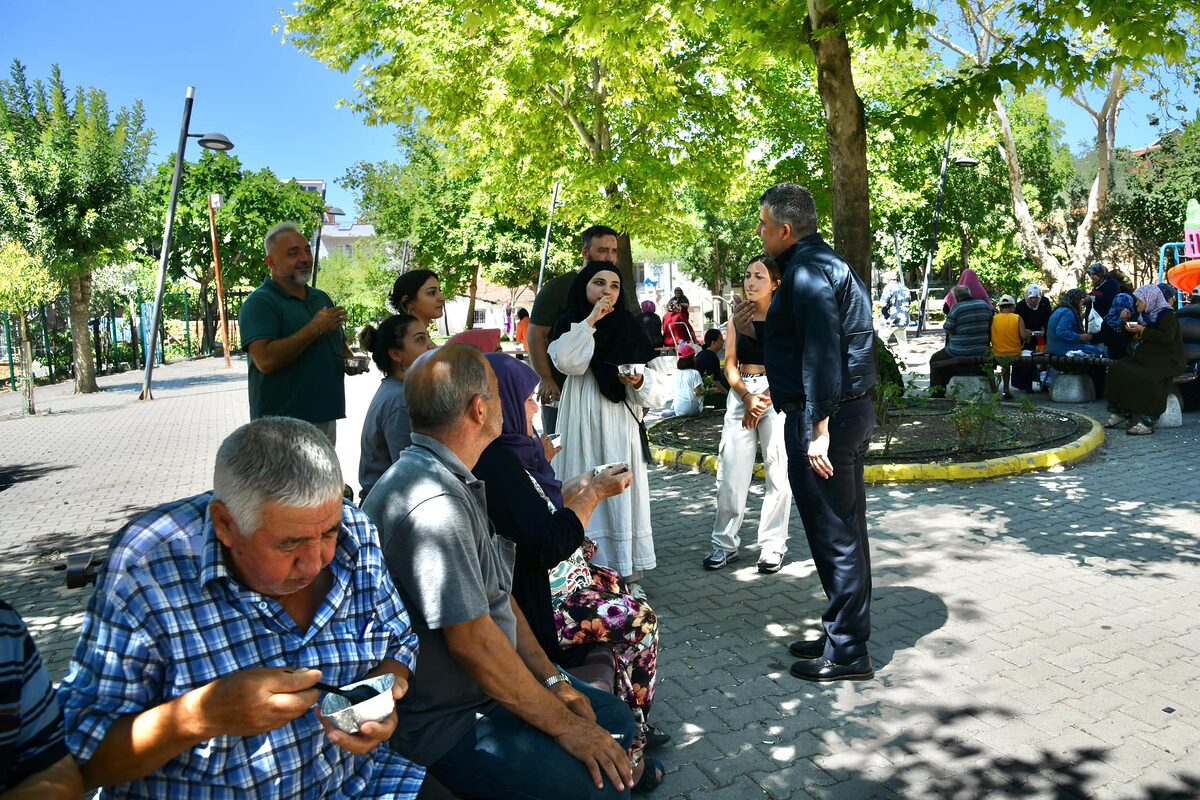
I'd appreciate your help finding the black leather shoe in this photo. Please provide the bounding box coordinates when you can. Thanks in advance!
[789,655,874,682]
[787,637,827,660]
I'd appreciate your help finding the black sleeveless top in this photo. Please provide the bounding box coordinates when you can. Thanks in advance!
[736,320,766,367]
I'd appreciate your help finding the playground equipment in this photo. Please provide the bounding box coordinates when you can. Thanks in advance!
[1160,199,1200,297]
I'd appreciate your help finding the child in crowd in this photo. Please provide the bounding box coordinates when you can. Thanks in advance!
[991,294,1028,400]
[668,343,705,417]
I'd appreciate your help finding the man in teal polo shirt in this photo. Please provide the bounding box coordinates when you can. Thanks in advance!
[239,221,362,443]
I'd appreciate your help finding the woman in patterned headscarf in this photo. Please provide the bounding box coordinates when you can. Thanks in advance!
[1104,285,1187,435]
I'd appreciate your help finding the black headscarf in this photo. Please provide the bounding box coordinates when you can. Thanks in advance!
[552,261,657,404]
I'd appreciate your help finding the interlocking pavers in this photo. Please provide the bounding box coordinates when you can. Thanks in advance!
[2,343,1200,798]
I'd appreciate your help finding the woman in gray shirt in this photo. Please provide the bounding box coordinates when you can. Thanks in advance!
[358,314,437,500]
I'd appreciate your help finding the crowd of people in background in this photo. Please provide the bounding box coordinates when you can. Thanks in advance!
[918,261,1191,436]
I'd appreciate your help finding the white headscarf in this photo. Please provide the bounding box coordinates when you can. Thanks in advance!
[1134,284,1170,326]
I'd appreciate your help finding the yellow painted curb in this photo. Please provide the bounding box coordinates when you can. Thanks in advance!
[650,412,1104,483]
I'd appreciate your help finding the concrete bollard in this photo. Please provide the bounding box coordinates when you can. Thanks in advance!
[947,375,992,402]
[1155,389,1183,428]
[1049,373,1095,403]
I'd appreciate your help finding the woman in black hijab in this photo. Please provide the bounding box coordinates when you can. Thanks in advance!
[548,262,667,598]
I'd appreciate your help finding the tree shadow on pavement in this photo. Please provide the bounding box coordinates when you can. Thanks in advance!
[99,370,245,397]
[749,701,1200,799]
[0,462,67,492]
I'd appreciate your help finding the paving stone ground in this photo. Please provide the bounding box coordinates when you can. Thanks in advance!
[2,341,1200,799]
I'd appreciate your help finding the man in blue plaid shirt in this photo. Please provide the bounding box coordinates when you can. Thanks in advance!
[56,417,425,799]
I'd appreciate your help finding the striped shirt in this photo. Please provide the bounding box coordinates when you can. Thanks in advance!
[944,298,994,357]
[1,599,69,791]
[57,493,424,799]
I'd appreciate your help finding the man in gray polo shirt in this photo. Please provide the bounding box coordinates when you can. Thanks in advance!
[239,221,364,444]
[363,345,636,799]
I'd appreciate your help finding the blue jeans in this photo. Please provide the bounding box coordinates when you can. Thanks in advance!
[784,394,875,663]
[428,674,636,800]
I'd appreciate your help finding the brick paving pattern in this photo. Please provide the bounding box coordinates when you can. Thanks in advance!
[2,343,1199,799]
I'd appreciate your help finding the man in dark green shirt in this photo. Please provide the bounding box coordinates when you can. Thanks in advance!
[239,222,363,443]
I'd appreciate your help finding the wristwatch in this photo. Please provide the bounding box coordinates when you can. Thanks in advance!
[543,669,570,690]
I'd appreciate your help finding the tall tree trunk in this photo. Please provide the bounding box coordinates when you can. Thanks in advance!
[91,314,103,375]
[1066,66,1124,277]
[15,311,35,415]
[67,272,99,393]
[805,2,872,286]
[615,232,638,312]
[465,264,480,330]
[199,279,216,353]
[993,98,1071,294]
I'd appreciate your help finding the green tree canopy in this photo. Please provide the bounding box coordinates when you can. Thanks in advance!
[0,59,153,392]
[282,0,756,250]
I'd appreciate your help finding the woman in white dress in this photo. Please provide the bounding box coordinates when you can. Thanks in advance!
[549,262,668,597]
[704,254,792,573]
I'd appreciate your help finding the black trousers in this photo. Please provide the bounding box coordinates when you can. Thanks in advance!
[783,394,875,663]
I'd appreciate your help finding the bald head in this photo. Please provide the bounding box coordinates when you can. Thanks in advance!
[404,345,497,436]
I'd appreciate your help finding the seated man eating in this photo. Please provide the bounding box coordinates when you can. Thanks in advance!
[57,417,424,799]
[363,345,637,800]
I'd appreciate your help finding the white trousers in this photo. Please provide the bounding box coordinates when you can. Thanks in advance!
[710,375,792,557]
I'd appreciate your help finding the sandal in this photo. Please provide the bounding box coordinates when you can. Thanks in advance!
[634,757,665,794]
[644,724,672,750]
[1103,413,1129,429]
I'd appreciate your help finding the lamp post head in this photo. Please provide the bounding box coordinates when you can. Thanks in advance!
[952,155,979,168]
[197,132,234,151]
[325,206,346,216]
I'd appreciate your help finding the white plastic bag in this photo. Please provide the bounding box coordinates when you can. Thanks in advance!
[1087,308,1103,334]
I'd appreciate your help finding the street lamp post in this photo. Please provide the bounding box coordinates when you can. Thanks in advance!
[140,86,233,400]
[916,140,978,334]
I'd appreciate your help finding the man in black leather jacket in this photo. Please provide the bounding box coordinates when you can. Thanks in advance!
[759,183,878,682]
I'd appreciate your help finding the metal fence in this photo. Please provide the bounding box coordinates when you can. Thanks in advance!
[2,286,243,391]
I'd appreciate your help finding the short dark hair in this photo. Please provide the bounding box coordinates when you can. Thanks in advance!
[952,285,973,302]
[390,269,439,314]
[703,328,723,347]
[404,345,493,433]
[358,313,421,374]
[759,184,817,236]
[582,225,619,249]
[516,307,529,320]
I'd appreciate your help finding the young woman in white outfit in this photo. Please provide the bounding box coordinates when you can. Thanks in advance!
[704,255,792,573]
[549,261,669,598]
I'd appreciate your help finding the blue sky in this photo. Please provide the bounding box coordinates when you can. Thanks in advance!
[4,1,1197,224]
[4,0,396,221]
